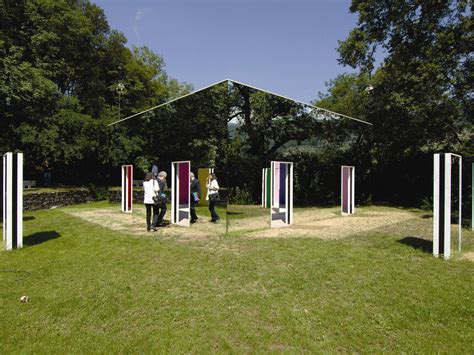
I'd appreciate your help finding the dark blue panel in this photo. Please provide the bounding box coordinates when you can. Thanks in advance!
[279,163,286,208]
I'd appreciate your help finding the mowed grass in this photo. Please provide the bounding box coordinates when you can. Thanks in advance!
[1,202,473,353]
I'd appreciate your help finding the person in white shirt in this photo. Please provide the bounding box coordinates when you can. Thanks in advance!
[206,173,220,222]
[143,172,160,231]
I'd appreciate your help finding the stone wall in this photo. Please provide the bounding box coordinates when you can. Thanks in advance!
[23,190,103,211]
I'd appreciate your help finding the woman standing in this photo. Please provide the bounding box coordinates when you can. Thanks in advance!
[206,173,220,222]
[143,172,160,231]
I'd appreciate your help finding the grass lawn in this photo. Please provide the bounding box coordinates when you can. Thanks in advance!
[1,202,473,353]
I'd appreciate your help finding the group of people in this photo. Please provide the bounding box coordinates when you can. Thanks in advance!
[143,170,220,232]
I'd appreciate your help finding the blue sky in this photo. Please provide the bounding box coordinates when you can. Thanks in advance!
[94,0,359,103]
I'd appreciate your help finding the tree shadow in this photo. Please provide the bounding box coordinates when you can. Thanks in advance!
[398,236,432,254]
[23,216,35,221]
[24,231,60,246]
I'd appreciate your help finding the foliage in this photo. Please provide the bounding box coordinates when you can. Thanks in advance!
[0,0,189,185]
[315,0,473,206]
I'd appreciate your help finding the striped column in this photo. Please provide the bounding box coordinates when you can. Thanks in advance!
[433,153,462,260]
[270,161,293,228]
[341,166,355,215]
[121,165,133,213]
[2,153,23,250]
[171,161,191,227]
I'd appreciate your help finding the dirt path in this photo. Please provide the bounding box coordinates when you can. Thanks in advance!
[66,205,435,242]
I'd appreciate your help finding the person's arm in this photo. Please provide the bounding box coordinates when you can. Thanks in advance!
[154,179,160,192]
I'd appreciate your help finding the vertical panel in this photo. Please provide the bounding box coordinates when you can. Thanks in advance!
[16,153,23,248]
[342,167,348,213]
[458,157,462,252]
[279,163,286,208]
[171,161,190,227]
[271,161,293,229]
[289,163,294,225]
[5,153,12,250]
[127,166,133,211]
[351,167,355,215]
[178,163,189,205]
[433,154,439,256]
[444,154,451,260]
[2,154,5,243]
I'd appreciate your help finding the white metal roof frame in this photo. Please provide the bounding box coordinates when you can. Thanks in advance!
[107,78,372,127]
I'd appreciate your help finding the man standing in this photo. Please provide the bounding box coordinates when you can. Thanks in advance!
[156,171,168,226]
[190,172,201,224]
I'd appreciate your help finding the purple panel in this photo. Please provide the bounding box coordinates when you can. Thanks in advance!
[342,167,349,213]
[178,162,189,205]
[273,162,280,206]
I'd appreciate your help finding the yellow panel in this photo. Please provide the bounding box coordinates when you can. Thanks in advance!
[197,168,211,206]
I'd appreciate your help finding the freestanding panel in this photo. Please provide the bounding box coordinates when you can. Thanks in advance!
[2,153,23,250]
[121,165,133,213]
[197,168,214,206]
[261,168,271,208]
[270,161,293,228]
[171,161,191,227]
[433,153,462,260]
[341,166,355,215]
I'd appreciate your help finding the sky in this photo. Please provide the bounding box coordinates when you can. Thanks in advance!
[94,0,359,103]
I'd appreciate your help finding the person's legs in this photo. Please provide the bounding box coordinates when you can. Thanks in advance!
[145,204,152,230]
[157,203,167,225]
[151,204,159,228]
[209,201,218,221]
[190,201,198,222]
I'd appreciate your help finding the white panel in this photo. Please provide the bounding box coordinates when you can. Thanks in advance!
[289,163,294,225]
[5,153,13,250]
[433,154,440,257]
[171,162,176,224]
[458,156,462,252]
[351,167,355,214]
[2,154,5,243]
[17,153,23,248]
[444,154,451,260]
[121,166,125,212]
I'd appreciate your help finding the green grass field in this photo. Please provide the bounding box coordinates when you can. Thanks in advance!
[1,202,473,353]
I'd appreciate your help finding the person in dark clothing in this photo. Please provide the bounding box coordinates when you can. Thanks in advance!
[156,171,168,226]
[190,172,201,223]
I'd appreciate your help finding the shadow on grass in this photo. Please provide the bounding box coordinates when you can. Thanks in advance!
[23,216,35,221]
[398,236,432,253]
[24,231,60,246]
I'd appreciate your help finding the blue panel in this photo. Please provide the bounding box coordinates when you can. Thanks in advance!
[279,163,286,208]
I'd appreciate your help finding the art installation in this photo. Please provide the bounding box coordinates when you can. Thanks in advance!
[433,153,462,260]
[270,161,293,228]
[2,152,23,250]
[261,167,271,208]
[341,166,355,215]
[171,161,191,227]
[197,168,214,206]
[121,165,133,213]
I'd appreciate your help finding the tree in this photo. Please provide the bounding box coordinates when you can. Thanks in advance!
[332,0,473,205]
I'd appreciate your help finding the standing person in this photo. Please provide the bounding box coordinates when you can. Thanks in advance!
[156,171,168,226]
[143,172,160,231]
[190,172,201,224]
[206,173,220,222]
